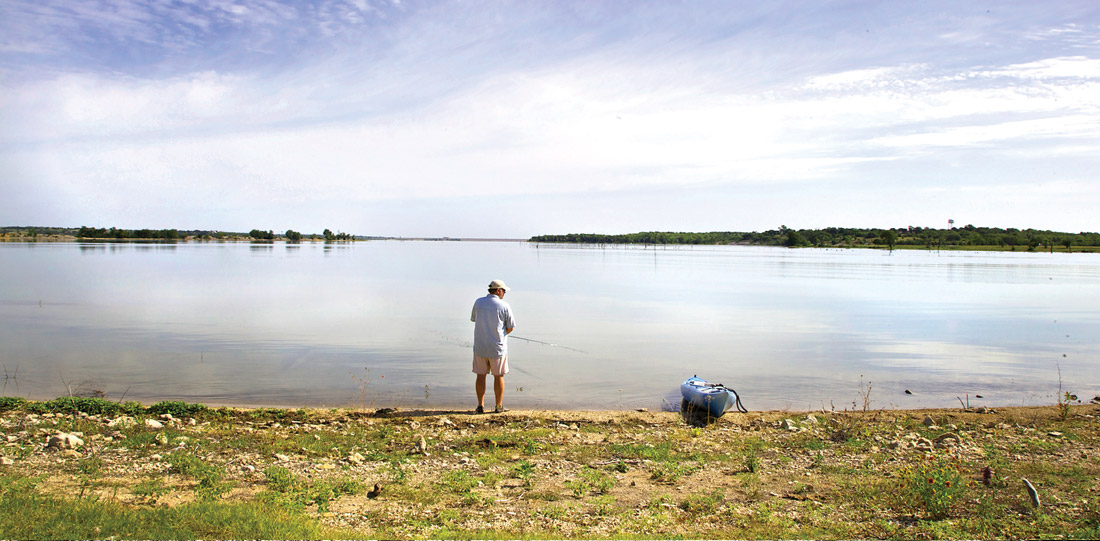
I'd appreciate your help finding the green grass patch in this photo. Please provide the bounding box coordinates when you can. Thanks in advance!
[166,452,232,501]
[261,466,363,512]
[0,481,329,539]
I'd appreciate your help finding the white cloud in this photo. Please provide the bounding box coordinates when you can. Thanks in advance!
[3,1,1100,233]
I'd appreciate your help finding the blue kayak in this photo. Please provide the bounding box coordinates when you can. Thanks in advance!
[680,376,746,418]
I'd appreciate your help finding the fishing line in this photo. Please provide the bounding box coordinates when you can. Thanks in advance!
[433,330,587,355]
[509,335,588,354]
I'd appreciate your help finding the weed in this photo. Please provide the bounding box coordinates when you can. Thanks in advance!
[131,477,170,504]
[513,460,536,487]
[523,438,540,455]
[650,461,699,483]
[855,374,872,412]
[680,488,725,515]
[743,438,763,473]
[590,494,616,516]
[261,466,362,512]
[646,494,675,511]
[77,456,103,477]
[438,470,480,495]
[76,456,104,499]
[167,452,232,501]
[386,459,408,484]
[565,468,616,497]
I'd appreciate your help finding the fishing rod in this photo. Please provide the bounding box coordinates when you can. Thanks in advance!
[509,335,587,354]
[432,330,587,354]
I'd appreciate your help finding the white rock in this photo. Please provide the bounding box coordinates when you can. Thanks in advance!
[348,452,365,464]
[47,433,84,450]
[241,464,256,473]
[108,416,135,428]
[275,453,290,461]
[144,419,164,429]
[0,457,14,465]
[803,414,819,424]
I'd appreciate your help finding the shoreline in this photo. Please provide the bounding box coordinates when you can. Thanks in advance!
[2,399,1097,538]
[3,235,1098,253]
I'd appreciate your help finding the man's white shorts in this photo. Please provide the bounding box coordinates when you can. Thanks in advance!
[472,354,509,376]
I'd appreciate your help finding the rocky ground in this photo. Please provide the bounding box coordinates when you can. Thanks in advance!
[2,404,1099,538]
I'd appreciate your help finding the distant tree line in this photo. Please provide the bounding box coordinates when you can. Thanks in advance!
[530,225,1100,251]
[77,226,181,240]
[322,228,353,241]
[62,226,358,242]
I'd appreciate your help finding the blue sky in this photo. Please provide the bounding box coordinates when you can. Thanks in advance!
[2,0,1098,237]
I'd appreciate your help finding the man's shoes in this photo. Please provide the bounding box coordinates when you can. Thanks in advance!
[475,405,484,414]
[494,405,508,413]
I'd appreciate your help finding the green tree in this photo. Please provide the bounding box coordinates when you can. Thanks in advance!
[781,226,806,247]
[881,230,898,251]
[285,230,302,242]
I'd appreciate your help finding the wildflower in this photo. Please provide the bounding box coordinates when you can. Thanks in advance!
[928,478,935,484]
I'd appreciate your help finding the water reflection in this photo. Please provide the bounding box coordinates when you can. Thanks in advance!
[1,241,1097,410]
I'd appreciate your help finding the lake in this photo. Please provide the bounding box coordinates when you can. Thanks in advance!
[1,240,1097,412]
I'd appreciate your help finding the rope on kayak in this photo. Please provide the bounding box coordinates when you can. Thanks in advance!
[714,382,749,413]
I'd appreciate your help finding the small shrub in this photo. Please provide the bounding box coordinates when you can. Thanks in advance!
[0,397,27,412]
[679,489,724,515]
[148,401,207,417]
[900,452,970,518]
[37,397,142,416]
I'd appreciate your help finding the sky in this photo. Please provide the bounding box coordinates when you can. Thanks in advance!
[2,0,1099,238]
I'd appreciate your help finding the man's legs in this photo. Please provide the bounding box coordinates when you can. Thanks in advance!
[475,374,487,408]
[493,375,505,409]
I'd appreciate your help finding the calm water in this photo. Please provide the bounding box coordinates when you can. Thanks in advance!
[1,240,1098,411]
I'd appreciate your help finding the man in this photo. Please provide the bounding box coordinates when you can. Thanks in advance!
[470,279,516,414]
